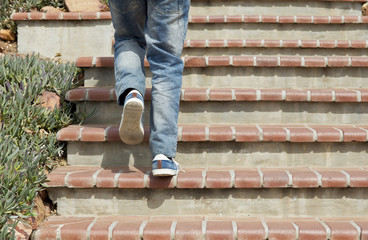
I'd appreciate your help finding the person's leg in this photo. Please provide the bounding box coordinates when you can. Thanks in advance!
[110,0,147,144]
[146,0,190,175]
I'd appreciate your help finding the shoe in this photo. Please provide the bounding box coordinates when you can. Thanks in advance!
[152,154,182,177]
[119,90,144,145]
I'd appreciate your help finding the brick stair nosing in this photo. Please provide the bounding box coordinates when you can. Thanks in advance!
[56,124,368,143]
[66,87,368,103]
[75,56,368,68]
[11,12,368,24]
[32,215,368,240]
[45,165,368,189]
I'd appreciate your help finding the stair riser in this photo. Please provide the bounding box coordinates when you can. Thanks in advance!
[189,1,363,16]
[49,188,368,217]
[78,102,368,125]
[17,21,368,60]
[84,67,368,88]
[67,142,368,168]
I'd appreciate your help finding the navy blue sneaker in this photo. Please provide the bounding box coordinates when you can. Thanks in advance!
[119,90,144,145]
[152,154,182,177]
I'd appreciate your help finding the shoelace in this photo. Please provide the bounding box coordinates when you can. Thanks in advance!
[172,158,185,173]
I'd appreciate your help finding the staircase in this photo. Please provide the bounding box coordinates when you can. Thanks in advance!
[12,0,368,239]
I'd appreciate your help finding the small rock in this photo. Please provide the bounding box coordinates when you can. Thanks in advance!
[363,3,368,16]
[41,6,63,13]
[65,0,105,12]
[0,29,16,42]
[13,220,32,240]
[39,91,60,110]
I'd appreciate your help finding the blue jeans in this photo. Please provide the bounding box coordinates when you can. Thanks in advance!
[109,0,190,158]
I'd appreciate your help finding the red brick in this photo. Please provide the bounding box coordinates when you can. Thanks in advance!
[334,90,358,102]
[311,126,342,142]
[304,57,326,67]
[227,15,242,22]
[175,221,203,240]
[317,170,348,187]
[11,12,28,21]
[336,40,350,48]
[287,127,315,142]
[296,16,313,23]
[260,89,283,101]
[261,15,278,23]
[245,40,262,47]
[280,56,302,67]
[143,221,172,240]
[314,16,329,24]
[87,88,111,101]
[144,126,150,142]
[261,126,288,141]
[233,56,254,66]
[283,40,299,48]
[206,221,233,240]
[209,89,233,101]
[353,220,368,240]
[184,57,206,67]
[301,40,318,48]
[344,170,368,187]
[293,220,327,240]
[227,39,243,47]
[67,170,98,188]
[319,40,336,48]
[208,56,230,66]
[244,15,260,22]
[209,15,225,23]
[118,170,145,188]
[76,57,93,67]
[106,126,120,142]
[60,220,93,239]
[29,12,43,20]
[62,12,81,20]
[256,56,278,67]
[237,220,266,239]
[266,220,297,240]
[279,16,295,23]
[285,89,308,101]
[328,57,350,67]
[81,126,106,142]
[234,169,261,188]
[350,40,367,48]
[145,88,152,101]
[338,126,367,142]
[361,89,368,102]
[81,12,98,20]
[36,226,59,239]
[289,169,319,188]
[66,88,87,101]
[183,88,207,101]
[351,57,368,67]
[90,221,112,240]
[57,125,81,141]
[112,221,143,240]
[235,89,257,101]
[96,169,120,188]
[190,16,207,23]
[44,12,61,20]
[95,57,114,68]
[148,173,175,188]
[181,126,206,141]
[99,12,111,20]
[330,16,343,23]
[208,39,225,47]
[363,16,368,23]
[235,126,260,142]
[344,16,360,23]
[264,40,281,47]
[310,90,333,102]
[177,171,204,188]
[324,221,360,240]
[206,171,232,188]
[262,169,290,188]
[188,40,206,47]
[46,172,67,187]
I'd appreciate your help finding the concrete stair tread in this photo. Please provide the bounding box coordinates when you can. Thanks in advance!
[76,56,368,68]
[45,165,368,189]
[33,215,368,240]
[12,12,368,24]
[66,86,368,103]
[57,124,368,143]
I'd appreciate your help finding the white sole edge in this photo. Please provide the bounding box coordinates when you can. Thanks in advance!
[152,169,177,177]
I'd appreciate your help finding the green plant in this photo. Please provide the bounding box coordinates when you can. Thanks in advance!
[0,54,81,238]
[0,0,65,33]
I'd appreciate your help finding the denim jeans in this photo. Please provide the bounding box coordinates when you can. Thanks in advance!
[109,0,190,158]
